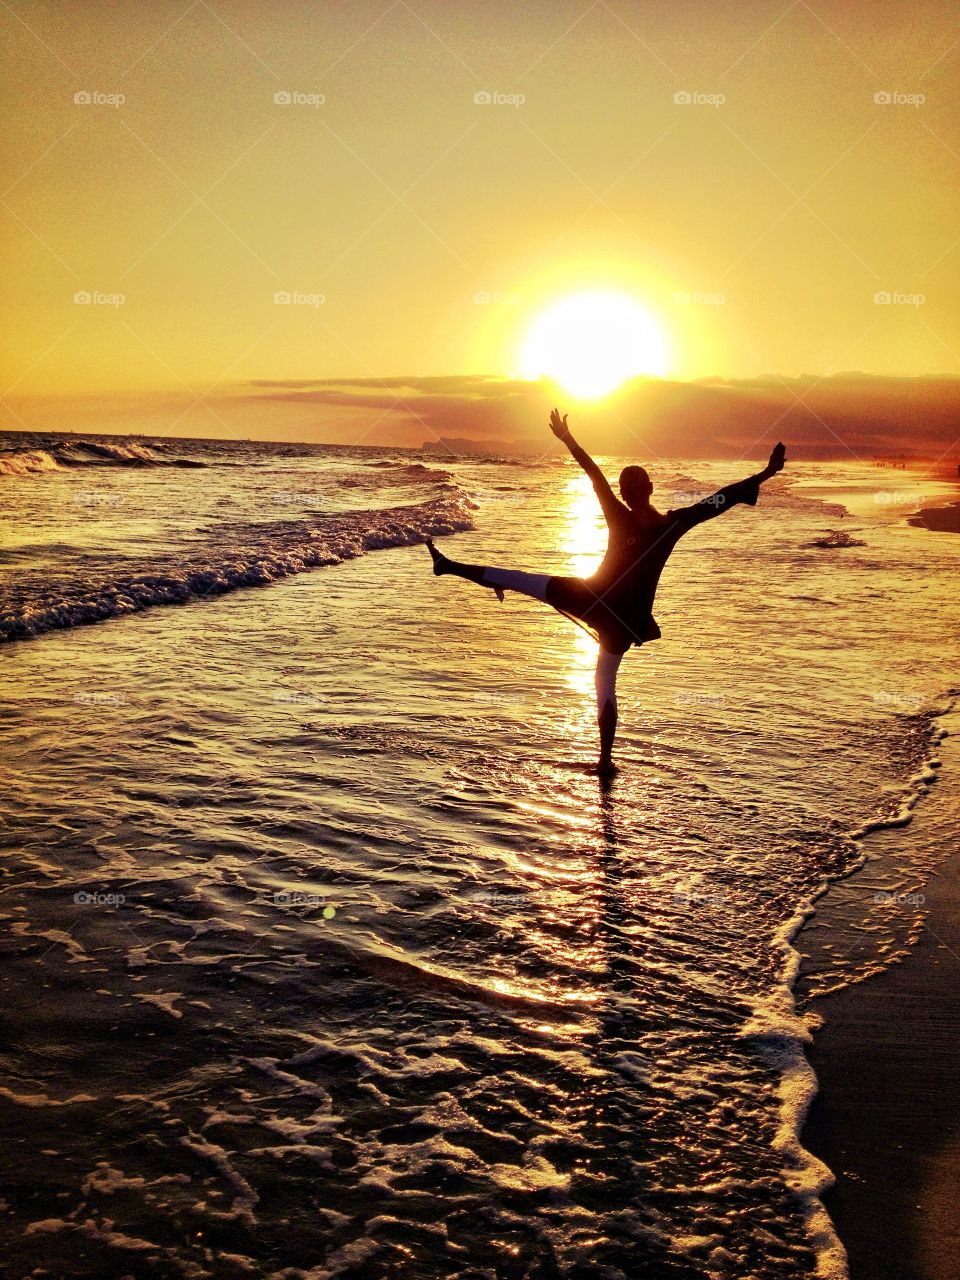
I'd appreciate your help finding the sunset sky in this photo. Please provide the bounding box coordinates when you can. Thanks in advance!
[1,0,958,449]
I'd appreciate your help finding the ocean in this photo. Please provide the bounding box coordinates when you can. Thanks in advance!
[1,431,958,1280]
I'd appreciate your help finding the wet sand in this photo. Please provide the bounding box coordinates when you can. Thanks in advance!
[908,500,960,533]
[908,474,960,533]
[803,721,960,1280]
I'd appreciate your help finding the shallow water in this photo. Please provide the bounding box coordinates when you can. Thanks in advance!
[1,435,958,1279]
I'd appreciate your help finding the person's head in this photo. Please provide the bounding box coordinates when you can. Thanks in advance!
[619,464,652,509]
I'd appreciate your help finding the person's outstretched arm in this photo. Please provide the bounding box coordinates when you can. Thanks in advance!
[549,409,627,523]
[672,443,786,533]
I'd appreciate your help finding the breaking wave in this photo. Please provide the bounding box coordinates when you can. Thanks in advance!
[0,495,474,643]
[0,440,205,475]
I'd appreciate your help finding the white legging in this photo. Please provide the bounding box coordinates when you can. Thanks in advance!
[595,649,623,715]
[481,567,624,717]
[481,567,550,602]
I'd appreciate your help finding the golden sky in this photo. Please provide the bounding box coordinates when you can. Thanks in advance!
[1,0,958,444]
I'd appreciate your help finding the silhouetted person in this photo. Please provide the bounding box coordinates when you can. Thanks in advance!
[428,409,786,775]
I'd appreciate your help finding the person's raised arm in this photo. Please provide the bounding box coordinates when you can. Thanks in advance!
[549,409,626,523]
[672,442,786,533]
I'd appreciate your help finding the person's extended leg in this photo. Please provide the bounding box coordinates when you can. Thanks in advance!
[595,648,623,774]
[426,540,550,603]
[481,566,550,601]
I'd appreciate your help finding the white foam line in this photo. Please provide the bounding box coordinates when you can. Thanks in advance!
[0,1086,97,1107]
[741,899,848,1279]
[178,1134,259,1226]
[744,695,957,1279]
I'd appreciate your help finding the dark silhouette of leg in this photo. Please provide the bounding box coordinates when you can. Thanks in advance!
[426,538,487,584]
[426,540,554,603]
[428,539,626,771]
[595,649,623,774]
[598,702,617,775]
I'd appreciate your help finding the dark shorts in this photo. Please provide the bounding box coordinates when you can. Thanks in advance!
[545,576,661,655]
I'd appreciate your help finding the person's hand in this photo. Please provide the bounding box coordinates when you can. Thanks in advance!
[761,441,786,480]
[549,408,570,439]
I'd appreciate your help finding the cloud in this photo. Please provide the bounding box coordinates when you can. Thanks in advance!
[10,372,958,460]
[237,372,960,460]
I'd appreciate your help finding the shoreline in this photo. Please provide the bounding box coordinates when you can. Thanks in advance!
[800,713,960,1280]
[908,499,960,533]
[908,472,960,533]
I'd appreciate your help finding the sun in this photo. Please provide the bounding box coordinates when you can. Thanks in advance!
[518,290,669,400]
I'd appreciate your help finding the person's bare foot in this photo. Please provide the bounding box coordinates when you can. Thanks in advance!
[425,538,449,575]
[594,758,618,777]
[427,538,505,600]
[760,442,786,480]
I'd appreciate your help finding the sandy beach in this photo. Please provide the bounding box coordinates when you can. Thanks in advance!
[907,472,960,534]
[908,500,960,534]
[802,711,960,1280]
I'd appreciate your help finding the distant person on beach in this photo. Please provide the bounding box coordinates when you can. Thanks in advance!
[428,410,786,775]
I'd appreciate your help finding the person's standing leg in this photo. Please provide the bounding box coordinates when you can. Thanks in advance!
[595,648,623,773]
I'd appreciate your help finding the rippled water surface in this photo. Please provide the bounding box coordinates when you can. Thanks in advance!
[2,435,959,1279]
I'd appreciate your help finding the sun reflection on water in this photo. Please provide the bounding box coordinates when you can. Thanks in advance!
[560,471,608,576]
[558,470,609,699]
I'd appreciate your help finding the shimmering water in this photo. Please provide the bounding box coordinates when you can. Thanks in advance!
[1,433,958,1279]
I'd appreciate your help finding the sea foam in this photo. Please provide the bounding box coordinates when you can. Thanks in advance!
[0,495,474,642]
